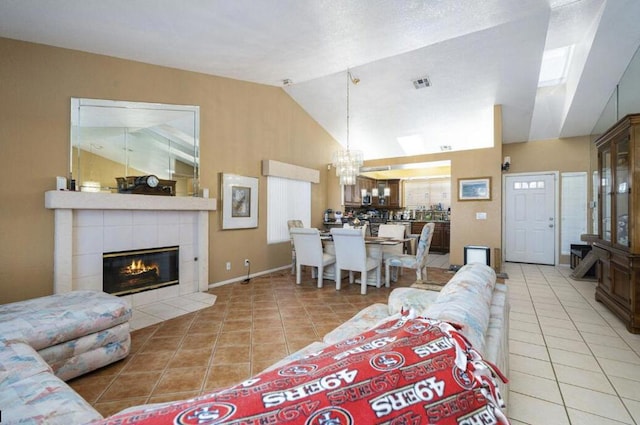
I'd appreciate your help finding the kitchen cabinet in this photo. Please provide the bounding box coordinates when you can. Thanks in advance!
[361,177,376,202]
[443,222,450,252]
[410,221,450,253]
[593,113,640,333]
[342,177,400,208]
[343,176,375,207]
[387,179,401,207]
[431,224,444,251]
[373,180,388,207]
[411,221,424,234]
[433,222,450,253]
[373,179,401,208]
[343,183,359,206]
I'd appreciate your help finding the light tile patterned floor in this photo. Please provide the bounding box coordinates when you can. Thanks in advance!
[504,262,640,425]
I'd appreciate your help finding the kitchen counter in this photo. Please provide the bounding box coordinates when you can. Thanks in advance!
[323,221,344,228]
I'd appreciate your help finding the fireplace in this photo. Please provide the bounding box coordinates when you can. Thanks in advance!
[103,246,179,296]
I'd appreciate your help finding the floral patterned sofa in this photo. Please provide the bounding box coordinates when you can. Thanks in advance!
[0,290,131,424]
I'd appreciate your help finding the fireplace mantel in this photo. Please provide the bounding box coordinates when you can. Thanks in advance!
[45,190,217,211]
[45,190,216,298]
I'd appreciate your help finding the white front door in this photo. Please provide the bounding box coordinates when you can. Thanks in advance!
[504,173,556,265]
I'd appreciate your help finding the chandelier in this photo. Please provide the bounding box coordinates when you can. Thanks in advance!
[332,70,363,185]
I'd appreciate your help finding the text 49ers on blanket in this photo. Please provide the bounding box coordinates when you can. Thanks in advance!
[94,310,509,425]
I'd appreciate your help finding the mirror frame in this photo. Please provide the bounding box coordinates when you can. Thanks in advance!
[70,98,200,196]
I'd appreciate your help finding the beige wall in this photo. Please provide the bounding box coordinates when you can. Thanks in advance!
[0,37,339,303]
[503,136,594,264]
[503,136,594,175]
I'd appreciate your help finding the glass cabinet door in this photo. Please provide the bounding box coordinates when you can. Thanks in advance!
[376,181,387,206]
[615,135,630,247]
[601,148,612,242]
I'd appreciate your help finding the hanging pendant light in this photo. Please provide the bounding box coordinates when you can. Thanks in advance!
[332,70,363,185]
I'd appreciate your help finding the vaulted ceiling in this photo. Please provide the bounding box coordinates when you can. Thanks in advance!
[2,0,640,160]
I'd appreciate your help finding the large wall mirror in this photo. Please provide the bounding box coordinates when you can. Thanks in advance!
[70,98,200,196]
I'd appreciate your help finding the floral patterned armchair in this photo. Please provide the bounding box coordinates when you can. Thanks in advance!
[384,222,435,286]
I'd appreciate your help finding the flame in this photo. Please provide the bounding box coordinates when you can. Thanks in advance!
[122,258,159,276]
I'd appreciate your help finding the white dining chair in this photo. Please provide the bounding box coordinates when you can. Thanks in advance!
[290,227,335,288]
[384,222,435,287]
[343,222,368,236]
[378,223,407,281]
[287,219,304,274]
[378,224,406,254]
[330,228,381,295]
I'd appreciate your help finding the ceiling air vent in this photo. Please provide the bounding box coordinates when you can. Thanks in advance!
[412,75,431,89]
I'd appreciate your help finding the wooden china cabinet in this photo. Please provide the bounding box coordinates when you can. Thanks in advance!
[593,113,640,333]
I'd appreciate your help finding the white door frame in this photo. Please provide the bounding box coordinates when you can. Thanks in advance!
[501,171,560,266]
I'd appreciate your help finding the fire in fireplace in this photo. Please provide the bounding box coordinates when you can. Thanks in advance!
[103,246,179,296]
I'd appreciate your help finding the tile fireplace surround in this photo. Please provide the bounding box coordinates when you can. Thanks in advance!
[45,191,216,307]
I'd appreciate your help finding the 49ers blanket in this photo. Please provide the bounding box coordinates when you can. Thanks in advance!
[92,312,509,424]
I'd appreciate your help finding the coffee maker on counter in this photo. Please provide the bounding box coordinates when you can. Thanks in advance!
[324,209,333,222]
[324,209,343,223]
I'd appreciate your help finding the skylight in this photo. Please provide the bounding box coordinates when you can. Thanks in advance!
[538,45,574,87]
[397,134,425,155]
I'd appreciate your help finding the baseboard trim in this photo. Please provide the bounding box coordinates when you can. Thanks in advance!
[208,265,290,288]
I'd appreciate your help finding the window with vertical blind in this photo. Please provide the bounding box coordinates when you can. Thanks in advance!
[267,176,311,244]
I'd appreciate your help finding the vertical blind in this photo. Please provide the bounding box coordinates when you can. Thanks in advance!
[267,176,311,244]
[561,172,587,255]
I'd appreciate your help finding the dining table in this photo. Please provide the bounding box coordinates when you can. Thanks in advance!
[320,232,408,287]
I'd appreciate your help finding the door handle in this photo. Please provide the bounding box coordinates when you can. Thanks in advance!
[549,224,554,228]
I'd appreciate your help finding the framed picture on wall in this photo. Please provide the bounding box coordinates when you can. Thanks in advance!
[221,173,259,229]
[458,177,491,201]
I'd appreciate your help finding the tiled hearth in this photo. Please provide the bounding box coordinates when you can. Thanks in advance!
[129,291,217,330]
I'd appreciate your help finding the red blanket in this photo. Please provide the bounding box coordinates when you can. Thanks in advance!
[94,314,509,424]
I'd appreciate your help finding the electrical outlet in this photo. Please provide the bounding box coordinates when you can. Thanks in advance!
[244,259,250,267]
[225,262,231,271]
